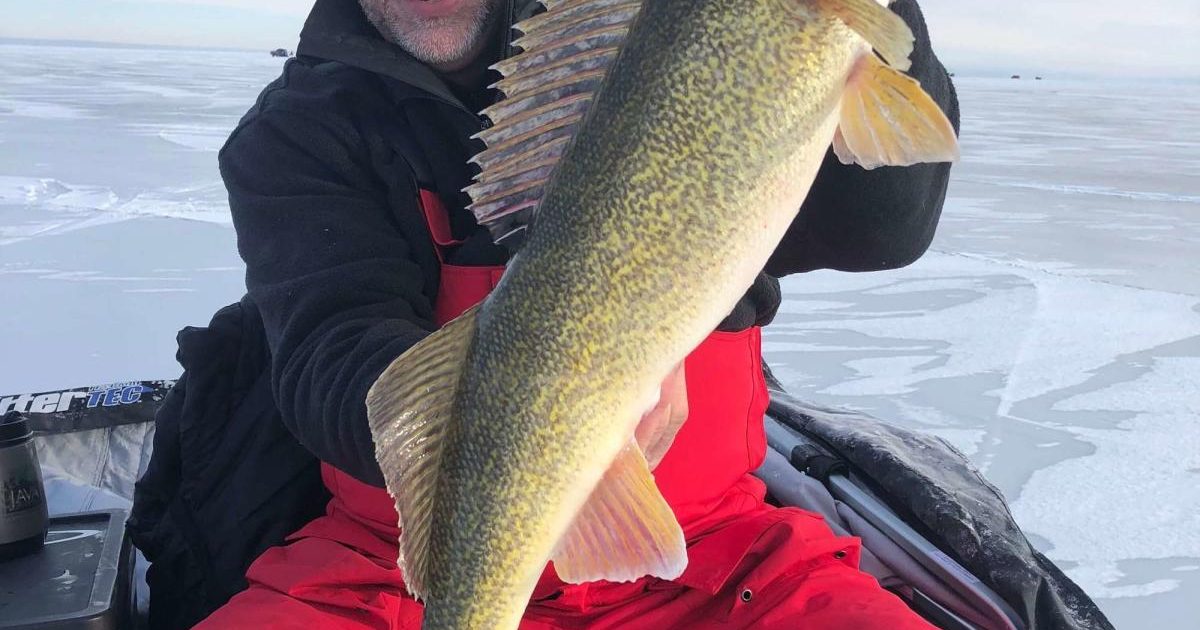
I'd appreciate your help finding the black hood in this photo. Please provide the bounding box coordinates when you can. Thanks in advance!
[295,0,538,108]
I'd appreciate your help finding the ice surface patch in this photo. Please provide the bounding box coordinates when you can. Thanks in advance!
[119,184,231,224]
[767,247,1200,620]
[765,340,930,353]
[19,178,70,201]
[771,254,1038,404]
[886,399,990,457]
[0,176,116,210]
[101,79,203,100]
[123,122,234,151]
[1064,564,1180,599]
[156,130,229,152]
[0,176,231,243]
[122,288,197,293]
[821,355,943,396]
[994,278,1200,415]
[0,98,89,120]
[1012,357,1200,599]
[959,176,1200,204]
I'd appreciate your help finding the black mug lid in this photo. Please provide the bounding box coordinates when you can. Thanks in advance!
[0,411,33,445]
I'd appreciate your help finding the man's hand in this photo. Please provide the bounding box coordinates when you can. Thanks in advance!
[635,362,689,470]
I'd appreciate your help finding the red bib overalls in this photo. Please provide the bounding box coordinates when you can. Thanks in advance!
[199,191,934,630]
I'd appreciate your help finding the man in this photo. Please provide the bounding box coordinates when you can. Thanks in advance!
[162,0,959,627]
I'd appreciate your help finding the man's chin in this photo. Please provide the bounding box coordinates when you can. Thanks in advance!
[397,28,482,71]
[360,0,499,72]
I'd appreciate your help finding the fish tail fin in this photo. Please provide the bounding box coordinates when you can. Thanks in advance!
[366,306,479,601]
[550,440,687,584]
[834,53,960,169]
[815,0,914,70]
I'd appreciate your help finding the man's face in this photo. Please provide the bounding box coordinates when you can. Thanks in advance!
[360,0,503,72]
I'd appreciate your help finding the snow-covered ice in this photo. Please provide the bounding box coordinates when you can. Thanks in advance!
[1,41,1197,628]
[765,78,1200,628]
[0,42,270,388]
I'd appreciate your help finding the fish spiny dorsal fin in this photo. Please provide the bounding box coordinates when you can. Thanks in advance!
[366,306,480,601]
[465,0,644,245]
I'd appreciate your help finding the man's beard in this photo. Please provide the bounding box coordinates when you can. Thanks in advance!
[360,0,499,69]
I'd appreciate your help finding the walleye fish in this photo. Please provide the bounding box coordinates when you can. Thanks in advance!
[367,0,958,628]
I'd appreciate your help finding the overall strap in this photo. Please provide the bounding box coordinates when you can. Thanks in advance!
[417,189,464,264]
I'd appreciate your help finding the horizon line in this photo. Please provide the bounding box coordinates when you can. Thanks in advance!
[2,36,1197,82]
[0,35,293,55]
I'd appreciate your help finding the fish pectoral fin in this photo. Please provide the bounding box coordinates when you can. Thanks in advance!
[551,440,687,584]
[834,53,960,170]
[816,0,914,71]
[365,305,479,601]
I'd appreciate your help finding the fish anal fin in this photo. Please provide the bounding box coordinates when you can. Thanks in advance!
[550,441,686,584]
[836,54,959,170]
[815,0,914,71]
[365,306,479,601]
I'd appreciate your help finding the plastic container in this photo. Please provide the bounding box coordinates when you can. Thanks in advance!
[0,412,48,560]
[0,509,134,629]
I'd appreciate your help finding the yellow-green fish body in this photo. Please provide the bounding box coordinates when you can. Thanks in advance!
[367,0,958,628]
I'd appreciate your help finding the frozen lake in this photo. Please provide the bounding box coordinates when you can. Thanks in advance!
[1,41,1197,628]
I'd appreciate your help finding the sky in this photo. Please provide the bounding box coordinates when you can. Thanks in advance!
[1,0,1197,78]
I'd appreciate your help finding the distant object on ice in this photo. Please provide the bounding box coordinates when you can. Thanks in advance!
[1011,74,1021,79]
[1036,76,1044,80]
[270,49,293,58]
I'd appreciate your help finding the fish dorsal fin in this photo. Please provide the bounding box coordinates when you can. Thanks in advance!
[466,0,644,245]
[550,440,687,584]
[365,306,479,601]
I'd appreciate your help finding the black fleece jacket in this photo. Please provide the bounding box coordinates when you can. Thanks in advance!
[219,0,960,487]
